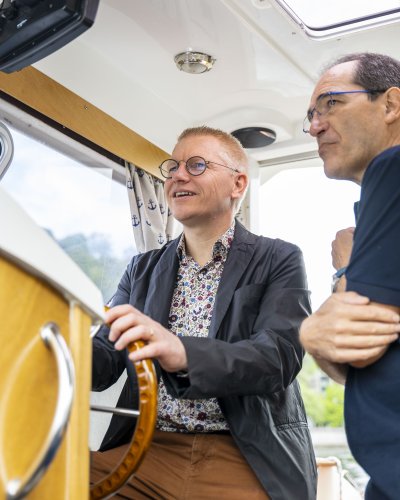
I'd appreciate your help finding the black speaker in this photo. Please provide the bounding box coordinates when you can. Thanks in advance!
[0,0,100,73]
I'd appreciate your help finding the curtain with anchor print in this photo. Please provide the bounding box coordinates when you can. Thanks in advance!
[126,163,176,252]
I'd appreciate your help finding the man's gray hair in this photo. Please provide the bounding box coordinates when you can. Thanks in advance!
[324,52,400,100]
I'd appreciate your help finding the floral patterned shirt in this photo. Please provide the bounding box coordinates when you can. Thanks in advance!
[156,223,235,432]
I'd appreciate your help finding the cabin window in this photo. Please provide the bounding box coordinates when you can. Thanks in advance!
[260,164,359,311]
[275,0,400,39]
[1,122,136,303]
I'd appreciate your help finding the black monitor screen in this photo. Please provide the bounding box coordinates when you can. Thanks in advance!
[0,0,99,73]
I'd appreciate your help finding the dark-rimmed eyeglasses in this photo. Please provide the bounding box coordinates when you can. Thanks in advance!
[159,156,240,179]
[303,89,386,133]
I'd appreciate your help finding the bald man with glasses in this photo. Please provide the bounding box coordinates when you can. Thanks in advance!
[300,52,400,500]
[91,126,317,499]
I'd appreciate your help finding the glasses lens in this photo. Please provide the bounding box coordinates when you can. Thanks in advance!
[303,93,334,133]
[318,94,335,115]
[303,116,310,134]
[160,159,179,177]
[186,157,207,176]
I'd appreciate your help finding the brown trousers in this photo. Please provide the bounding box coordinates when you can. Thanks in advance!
[91,430,270,499]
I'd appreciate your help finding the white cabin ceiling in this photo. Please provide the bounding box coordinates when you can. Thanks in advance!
[33,0,400,166]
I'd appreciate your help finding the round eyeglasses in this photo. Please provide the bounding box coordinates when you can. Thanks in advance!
[159,156,240,179]
[303,89,386,133]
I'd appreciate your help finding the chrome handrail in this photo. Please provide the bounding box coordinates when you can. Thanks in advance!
[6,322,75,500]
[90,404,140,418]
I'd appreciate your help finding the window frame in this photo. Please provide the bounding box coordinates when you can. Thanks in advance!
[274,0,400,40]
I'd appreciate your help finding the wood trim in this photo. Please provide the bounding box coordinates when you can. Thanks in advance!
[67,303,93,499]
[0,256,92,499]
[0,66,168,178]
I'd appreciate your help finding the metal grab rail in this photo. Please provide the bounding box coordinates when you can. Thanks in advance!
[6,322,75,500]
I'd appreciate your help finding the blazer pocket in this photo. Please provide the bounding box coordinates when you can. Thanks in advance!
[233,283,265,297]
[226,284,266,341]
[232,283,265,311]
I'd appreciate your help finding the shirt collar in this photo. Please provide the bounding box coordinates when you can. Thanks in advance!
[176,220,235,261]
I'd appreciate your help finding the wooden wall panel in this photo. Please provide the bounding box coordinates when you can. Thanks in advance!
[0,256,93,499]
[0,67,168,178]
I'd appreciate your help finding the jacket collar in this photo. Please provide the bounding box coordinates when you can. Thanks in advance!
[143,237,180,326]
[143,220,257,337]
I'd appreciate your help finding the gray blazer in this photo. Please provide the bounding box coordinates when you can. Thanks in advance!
[92,221,317,499]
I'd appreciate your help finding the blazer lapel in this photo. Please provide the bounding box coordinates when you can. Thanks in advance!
[208,222,257,338]
[144,238,180,327]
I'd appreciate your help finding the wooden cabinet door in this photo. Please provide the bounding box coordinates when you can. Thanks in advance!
[0,255,92,500]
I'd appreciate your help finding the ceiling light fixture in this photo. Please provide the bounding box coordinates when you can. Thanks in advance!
[231,127,276,149]
[174,51,215,74]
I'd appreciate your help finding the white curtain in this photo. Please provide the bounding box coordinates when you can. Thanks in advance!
[126,163,176,252]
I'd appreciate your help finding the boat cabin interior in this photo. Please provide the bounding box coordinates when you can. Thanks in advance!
[1,0,399,498]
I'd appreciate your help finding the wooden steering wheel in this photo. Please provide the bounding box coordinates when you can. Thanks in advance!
[90,340,158,499]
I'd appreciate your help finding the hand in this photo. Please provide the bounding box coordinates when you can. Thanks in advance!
[300,292,400,368]
[331,227,354,271]
[105,305,188,372]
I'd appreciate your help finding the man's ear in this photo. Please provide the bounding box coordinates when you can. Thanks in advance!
[232,172,248,200]
[384,87,400,124]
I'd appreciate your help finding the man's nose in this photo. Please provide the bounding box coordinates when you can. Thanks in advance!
[170,161,190,180]
[309,113,328,137]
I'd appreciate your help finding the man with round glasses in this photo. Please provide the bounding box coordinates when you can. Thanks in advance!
[300,52,400,500]
[159,156,241,178]
[91,125,317,498]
